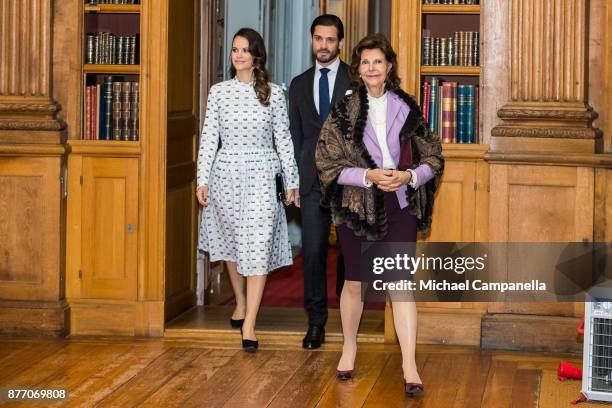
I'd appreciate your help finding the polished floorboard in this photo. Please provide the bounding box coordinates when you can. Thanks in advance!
[0,336,600,407]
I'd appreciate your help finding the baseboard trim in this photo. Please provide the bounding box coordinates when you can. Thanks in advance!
[0,299,69,337]
[481,313,582,354]
[68,300,164,337]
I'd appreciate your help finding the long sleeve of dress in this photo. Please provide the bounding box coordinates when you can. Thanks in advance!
[197,85,220,188]
[271,85,299,190]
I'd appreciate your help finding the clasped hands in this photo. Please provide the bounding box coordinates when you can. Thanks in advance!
[197,186,300,208]
[365,168,411,192]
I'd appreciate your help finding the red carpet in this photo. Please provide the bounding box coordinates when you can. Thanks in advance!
[220,246,384,310]
[261,247,341,308]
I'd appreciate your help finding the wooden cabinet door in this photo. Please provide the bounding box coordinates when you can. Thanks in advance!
[421,160,477,243]
[80,157,138,300]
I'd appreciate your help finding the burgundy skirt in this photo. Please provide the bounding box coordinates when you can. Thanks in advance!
[336,192,417,282]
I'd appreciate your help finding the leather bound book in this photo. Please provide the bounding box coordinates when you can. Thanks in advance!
[429,77,439,133]
[112,81,122,140]
[121,82,132,140]
[441,82,453,143]
[85,86,91,140]
[474,86,479,143]
[457,85,468,143]
[465,85,475,143]
[422,82,431,124]
[130,82,140,141]
[103,76,113,140]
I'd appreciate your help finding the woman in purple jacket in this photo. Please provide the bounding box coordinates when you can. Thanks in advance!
[316,34,444,396]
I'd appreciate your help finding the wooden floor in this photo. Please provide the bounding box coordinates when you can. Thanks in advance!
[0,337,604,407]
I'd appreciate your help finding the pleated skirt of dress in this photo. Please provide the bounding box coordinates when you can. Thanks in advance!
[198,148,292,276]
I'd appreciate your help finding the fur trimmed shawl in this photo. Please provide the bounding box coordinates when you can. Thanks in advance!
[315,85,444,240]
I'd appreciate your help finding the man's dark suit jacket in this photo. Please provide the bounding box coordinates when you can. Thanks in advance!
[288,61,351,195]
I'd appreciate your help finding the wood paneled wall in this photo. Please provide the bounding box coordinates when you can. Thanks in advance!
[0,0,68,335]
[391,0,612,351]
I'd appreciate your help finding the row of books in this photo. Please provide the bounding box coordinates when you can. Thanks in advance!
[86,0,139,4]
[86,33,139,65]
[422,0,479,4]
[422,78,479,144]
[84,77,139,141]
[422,32,480,66]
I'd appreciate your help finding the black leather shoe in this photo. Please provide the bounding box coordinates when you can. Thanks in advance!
[302,325,325,349]
[230,318,244,328]
[242,338,258,352]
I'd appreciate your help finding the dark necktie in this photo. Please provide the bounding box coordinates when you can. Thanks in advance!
[319,67,331,121]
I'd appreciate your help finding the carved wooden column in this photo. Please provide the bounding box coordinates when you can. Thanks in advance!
[0,0,67,336]
[491,0,600,153]
[482,0,611,353]
[0,0,65,139]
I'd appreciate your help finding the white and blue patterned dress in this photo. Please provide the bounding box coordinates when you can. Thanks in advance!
[197,78,299,276]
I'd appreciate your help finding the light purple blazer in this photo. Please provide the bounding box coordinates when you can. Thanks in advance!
[338,91,433,209]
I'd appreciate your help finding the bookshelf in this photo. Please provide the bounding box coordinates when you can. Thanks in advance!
[390,0,488,344]
[65,0,201,336]
[81,1,141,142]
[420,1,481,145]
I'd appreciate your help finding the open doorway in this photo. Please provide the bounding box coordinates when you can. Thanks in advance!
[166,0,392,341]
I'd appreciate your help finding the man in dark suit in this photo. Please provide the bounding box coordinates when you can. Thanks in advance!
[288,14,350,349]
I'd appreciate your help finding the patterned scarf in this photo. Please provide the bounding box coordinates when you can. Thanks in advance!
[316,85,444,239]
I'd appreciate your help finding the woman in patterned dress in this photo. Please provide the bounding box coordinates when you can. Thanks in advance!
[196,28,299,351]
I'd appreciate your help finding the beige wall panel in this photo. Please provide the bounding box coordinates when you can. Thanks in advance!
[0,157,61,301]
[422,161,476,243]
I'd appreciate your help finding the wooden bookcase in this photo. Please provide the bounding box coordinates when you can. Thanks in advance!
[64,0,201,337]
[389,0,488,345]
[66,1,147,335]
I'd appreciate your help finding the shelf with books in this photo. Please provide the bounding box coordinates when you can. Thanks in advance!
[84,12,140,65]
[83,75,140,142]
[421,78,480,144]
[421,4,480,15]
[81,1,141,143]
[85,4,141,14]
[418,0,482,145]
[421,65,480,76]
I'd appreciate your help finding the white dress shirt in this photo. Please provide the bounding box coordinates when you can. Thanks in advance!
[368,92,395,169]
[313,57,340,114]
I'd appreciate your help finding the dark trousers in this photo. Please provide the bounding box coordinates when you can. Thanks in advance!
[301,189,344,327]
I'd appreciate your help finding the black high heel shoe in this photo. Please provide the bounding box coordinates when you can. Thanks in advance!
[230,318,244,328]
[240,327,258,352]
[242,338,259,352]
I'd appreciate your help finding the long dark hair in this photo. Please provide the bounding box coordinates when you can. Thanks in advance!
[230,28,271,106]
[349,33,401,91]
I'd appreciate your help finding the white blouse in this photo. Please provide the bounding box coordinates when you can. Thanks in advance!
[368,92,396,169]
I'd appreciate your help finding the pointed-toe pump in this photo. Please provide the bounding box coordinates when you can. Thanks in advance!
[404,381,424,397]
[242,338,258,352]
[336,369,355,381]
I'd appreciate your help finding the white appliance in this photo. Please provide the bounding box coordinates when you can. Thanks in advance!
[582,295,612,402]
